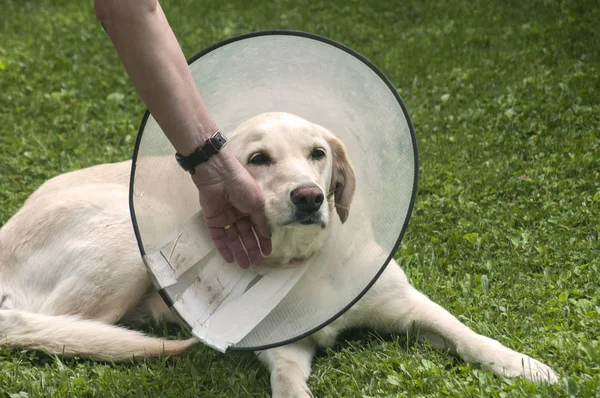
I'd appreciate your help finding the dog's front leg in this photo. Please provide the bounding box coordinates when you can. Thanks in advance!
[353,262,558,383]
[256,338,316,398]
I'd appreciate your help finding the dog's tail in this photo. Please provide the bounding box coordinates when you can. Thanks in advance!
[0,309,196,361]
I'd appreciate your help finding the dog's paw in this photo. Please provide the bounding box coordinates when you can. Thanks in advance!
[271,381,314,398]
[493,354,559,384]
[457,336,558,384]
[271,370,314,398]
[271,385,314,398]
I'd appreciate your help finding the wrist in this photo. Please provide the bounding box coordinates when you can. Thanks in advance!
[176,129,229,176]
[175,121,219,157]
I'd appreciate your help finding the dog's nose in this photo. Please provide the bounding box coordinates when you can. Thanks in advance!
[290,185,324,213]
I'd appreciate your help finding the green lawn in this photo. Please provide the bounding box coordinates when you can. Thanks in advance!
[1,0,599,397]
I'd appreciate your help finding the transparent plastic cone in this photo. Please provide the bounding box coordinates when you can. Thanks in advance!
[130,31,417,351]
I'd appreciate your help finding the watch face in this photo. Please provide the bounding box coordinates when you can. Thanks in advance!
[130,31,417,352]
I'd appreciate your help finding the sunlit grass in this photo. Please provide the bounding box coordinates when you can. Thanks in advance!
[1,0,598,396]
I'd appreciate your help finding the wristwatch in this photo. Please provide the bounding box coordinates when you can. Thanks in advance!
[175,130,227,174]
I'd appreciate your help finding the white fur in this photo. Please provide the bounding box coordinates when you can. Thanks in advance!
[0,113,557,397]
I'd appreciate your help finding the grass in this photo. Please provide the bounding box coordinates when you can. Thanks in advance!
[1,0,599,396]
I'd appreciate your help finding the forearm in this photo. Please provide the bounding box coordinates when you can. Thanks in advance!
[95,0,215,155]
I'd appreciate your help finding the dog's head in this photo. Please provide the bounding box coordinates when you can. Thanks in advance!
[229,112,356,264]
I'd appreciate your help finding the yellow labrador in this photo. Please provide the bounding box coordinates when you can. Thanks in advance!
[0,112,556,397]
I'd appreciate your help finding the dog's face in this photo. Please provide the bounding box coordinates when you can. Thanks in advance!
[229,112,356,264]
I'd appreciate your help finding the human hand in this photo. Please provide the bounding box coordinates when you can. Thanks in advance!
[191,152,272,269]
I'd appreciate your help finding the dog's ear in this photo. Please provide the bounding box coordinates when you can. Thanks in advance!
[326,135,356,223]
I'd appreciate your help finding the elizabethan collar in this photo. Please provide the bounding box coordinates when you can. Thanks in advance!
[129,31,418,351]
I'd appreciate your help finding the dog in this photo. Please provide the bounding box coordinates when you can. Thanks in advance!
[0,112,557,397]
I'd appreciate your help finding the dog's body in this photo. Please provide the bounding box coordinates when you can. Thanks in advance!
[0,113,556,397]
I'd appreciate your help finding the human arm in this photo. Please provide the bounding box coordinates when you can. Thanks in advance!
[94,0,271,268]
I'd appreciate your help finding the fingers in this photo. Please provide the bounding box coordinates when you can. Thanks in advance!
[209,219,267,268]
[228,176,271,255]
[205,214,263,268]
[235,219,263,266]
[207,226,235,264]
[196,164,272,268]
[223,224,251,269]
[249,211,272,256]
[208,224,251,269]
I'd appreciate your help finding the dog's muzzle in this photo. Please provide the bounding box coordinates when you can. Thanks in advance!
[287,184,326,227]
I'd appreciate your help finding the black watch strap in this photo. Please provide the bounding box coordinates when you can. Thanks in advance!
[175,130,227,174]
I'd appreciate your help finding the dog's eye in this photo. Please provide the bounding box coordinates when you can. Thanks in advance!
[248,152,271,165]
[311,147,326,160]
